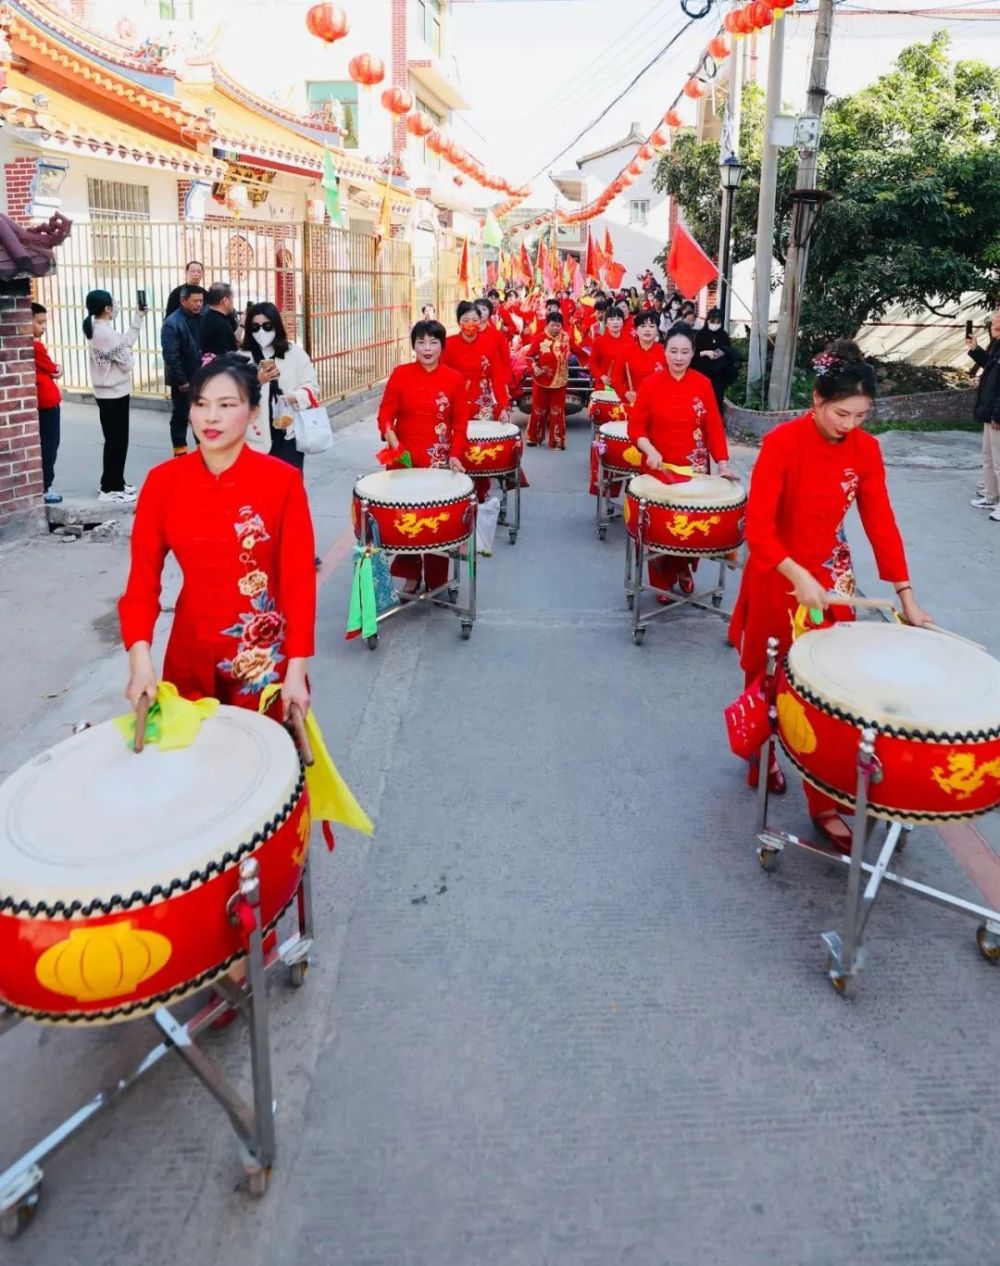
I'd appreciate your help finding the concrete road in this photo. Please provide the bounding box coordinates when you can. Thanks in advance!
[1,404,999,1265]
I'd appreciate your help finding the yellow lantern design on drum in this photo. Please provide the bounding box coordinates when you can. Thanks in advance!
[622,445,643,468]
[35,921,172,1002]
[776,694,818,756]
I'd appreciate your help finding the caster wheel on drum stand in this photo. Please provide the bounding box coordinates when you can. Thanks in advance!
[247,1166,271,1198]
[366,634,378,651]
[447,586,460,602]
[711,592,723,609]
[757,846,779,872]
[460,622,473,641]
[598,526,607,541]
[288,959,309,988]
[976,923,1000,963]
[1,1169,41,1240]
[508,530,518,545]
[632,627,645,646]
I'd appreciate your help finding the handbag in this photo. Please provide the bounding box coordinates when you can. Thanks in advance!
[287,388,333,455]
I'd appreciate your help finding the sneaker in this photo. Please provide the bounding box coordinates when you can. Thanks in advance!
[43,491,63,504]
[97,489,138,504]
[123,483,137,494]
[970,495,998,508]
[990,506,1000,523]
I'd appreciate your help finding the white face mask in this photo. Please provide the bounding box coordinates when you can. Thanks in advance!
[253,329,276,351]
[708,322,721,331]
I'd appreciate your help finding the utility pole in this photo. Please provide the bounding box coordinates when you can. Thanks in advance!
[768,0,836,408]
[716,38,744,328]
[746,19,785,393]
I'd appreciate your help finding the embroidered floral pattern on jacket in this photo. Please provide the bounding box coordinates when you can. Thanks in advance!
[218,505,286,694]
[688,398,709,472]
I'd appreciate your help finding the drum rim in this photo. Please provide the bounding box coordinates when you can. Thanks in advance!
[597,421,631,438]
[0,768,305,921]
[625,487,748,512]
[782,658,1000,744]
[465,423,520,440]
[353,474,475,508]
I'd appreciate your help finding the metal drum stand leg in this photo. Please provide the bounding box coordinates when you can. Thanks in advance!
[0,860,316,1237]
[496,454,521,545]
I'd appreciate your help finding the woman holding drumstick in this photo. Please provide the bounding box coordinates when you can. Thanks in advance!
[610,310,665,407]
[729,340,933,846]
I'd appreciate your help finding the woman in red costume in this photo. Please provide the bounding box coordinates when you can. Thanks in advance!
[729,340,933,846]
[121,355,315,715]
[378,318,469,595]
[443,300,511,422]
[610,310,666,404]
[628,323,735,599]
[588,306,630,390]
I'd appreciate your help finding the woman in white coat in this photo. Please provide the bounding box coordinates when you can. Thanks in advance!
[241,302,320,472]
[83,288,147,501]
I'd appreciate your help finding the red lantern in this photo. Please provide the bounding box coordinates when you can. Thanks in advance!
[750,1,773,26]
[406,110,434,138]
[683,78,705,99]
[707,35,731,60]
[738,4,757,29]
[650,126,670,148]
[722,10,741,33]
[426,129,444,154]
[305,3,349,44]
[638,143,655,162]
[348,53,385,87]
[381,86,414,116]
[628,159,643,176]
[773,0,795,11]
[664,108,683,128]
[449,144,467,166]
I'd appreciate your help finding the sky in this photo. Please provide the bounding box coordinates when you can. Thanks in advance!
[449,0,999,205]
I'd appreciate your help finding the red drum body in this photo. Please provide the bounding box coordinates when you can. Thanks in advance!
[589,389,627,427]
[353,468,475,552]
[462,421,521,476]
[597,422,643,476]
[777,623,1000,824]
[0,708,309,1024]
[624,473,747,557]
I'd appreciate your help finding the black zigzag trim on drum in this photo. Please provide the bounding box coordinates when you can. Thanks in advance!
[640,541,744,559]
[0,770,306,921]
[0,891,300,1025]
[779,742,992,826]
[784,668,1000,744]
[629,495,747,513]
[353,492,472,511]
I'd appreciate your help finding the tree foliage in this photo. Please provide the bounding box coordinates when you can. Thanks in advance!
[653,34,1000,355]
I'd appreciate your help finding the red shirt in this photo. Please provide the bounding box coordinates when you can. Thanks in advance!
[34,338,61,409]
[526,329,571,390]
[628,367,728,474]
[119,447,316,705]
[589,330,630,387]
[377,361,469,467]
[729,412,908,678]
[442,331,510,415]
[480,322,512,376]
[612,341,666,400]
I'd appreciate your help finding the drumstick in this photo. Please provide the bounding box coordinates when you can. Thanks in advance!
[287,702,315,767]
[824,593,898,611]
[625,364,634,397]
[923,623,988,651]
[133,694,150,754]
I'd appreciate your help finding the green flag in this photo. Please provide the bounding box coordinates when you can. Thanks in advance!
[483,209,503,249]
[322,146,345,227]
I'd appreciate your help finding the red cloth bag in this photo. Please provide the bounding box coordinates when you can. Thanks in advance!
[724,675,773,760]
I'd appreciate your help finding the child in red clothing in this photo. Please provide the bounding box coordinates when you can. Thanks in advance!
[31,302,62,503]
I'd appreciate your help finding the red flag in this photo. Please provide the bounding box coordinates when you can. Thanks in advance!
[570,255,584,299]
[486,260,497,288]
[594,235,607,278]
[605,260,626,289]
[520,241,532,284]
[603,226,614,262]
[459,238,469,289]
[535,237,545,278]
[667,223,717,298]
[542,254,555,294]
[585,230,599,280]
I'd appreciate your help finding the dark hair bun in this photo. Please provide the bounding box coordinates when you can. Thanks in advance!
[812,339,876,402]
[189,352,263,409]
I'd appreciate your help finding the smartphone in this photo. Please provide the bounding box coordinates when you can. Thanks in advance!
[965,319,974,339]
[136,289,147,311]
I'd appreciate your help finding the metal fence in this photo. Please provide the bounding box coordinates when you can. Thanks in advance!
[35,218,485,403]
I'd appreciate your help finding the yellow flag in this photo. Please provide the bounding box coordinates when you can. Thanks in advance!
[374,177,392,256]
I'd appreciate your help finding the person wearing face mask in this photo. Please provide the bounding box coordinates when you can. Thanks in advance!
[443,300,511,423]
[694,307,740,412]
[728,340,933,841]
[240,302,320,471]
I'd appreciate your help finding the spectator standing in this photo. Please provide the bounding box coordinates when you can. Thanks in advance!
[200,283,239,357]
[161,284,205,456]
[694,306,741,413]
[31,302,62,504]
[968,309,1000,521]
[83,288,145,503]
[164,260,205,317]
[240,302,320,471]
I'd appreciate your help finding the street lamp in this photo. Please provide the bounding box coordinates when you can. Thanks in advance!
[718,152,744,328]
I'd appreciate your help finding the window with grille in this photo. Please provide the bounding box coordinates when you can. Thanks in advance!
[629,199,650,226]
[87,178,151,272]
[417,0,443,56]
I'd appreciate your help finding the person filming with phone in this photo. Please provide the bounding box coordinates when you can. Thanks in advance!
[83,288,147,503]
[967,309,1000,522]
[240,302,320,472]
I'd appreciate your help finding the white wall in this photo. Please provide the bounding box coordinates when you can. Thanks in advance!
[576,146,669,290]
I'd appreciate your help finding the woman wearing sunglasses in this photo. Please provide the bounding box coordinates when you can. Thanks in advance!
[240,302,320,470]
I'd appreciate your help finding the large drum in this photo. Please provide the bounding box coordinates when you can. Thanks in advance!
[777,623,1000,823]
[353,468,475,553]
[462,421,521,477]
[589,388,627,427]
[597,422,643,476]
[624,474,747,556]
[0,707,309,1024]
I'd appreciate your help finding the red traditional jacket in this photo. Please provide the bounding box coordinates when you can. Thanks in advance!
[589,330,630,387]
[628,367,728,474]
[526,329,571,390]
[729,411,909,678]
[611,341,666,400]
[119,447,316,706]
[442,331,511,416]
[377,361,470,467]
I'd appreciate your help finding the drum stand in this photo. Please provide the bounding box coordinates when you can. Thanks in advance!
[594,453,628,541]
[624,504,739,646]
[0,858,315,1238]
[356,493,478,650]
[493,454,523,547]
[751,638,1000,997]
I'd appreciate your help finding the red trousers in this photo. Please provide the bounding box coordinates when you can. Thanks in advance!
[391,553,450,590]
[528,386,567,448]
[648,556,696,592]
[743,667,840,819]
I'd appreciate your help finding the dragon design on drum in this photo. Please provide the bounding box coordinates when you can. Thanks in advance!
[667,512,721,541]
[931,754,1000,801]
[465,444,504,466]
[394,511,451,538]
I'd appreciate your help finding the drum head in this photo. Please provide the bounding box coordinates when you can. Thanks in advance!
[0,708,301,912]
[467,421,519,442]
[355,468,474,503]
[598,421,629,441]
[786,623,1000,737]
[592,389,620,403]
[628,473,746,507]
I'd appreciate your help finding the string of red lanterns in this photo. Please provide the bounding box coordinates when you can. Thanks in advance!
[305,3,349,44]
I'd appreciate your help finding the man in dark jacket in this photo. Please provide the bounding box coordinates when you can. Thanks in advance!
[161,284,204,455]
[200,282,239,358]
[968,308,1000,521]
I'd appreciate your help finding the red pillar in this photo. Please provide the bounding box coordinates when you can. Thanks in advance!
[390,0,408,160]
[0,280,44,533]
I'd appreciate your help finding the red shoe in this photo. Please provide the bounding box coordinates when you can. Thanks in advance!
[811,812,854,854]
[656,594,674,606]
[747,754,787,795]
[678,572,695,596]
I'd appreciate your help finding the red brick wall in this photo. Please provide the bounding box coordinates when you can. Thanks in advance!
[0,283,43,528]
[391,0,407,158]
[3,157,36,224]
[177,179,192,220]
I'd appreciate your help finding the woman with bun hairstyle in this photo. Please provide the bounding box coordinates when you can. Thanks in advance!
[119,354,315,717]
[728,340,933,846]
